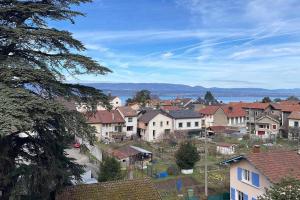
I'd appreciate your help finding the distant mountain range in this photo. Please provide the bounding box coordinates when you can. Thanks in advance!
[83,83,300,98]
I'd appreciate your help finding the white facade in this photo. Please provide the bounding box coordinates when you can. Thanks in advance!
[123,116,137,137]
[217,145,236,155]
[173,118,202,130]
[289,118,300,127]
[140,113,173,142]
[228,117,246,127]
[203,115,214,127]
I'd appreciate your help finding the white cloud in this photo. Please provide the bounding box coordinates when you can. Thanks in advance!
[161,52,173,59]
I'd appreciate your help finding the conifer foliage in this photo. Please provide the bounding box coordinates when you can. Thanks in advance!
[0,1,111,199]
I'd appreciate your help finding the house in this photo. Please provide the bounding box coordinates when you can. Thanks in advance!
[254,114,280,139]
[97,96,122,110]
[199,106,228,127]
[288,111,300,140]
[117,106,138,137]
[56,178,162,200]
[173,97,194,108]
[168,110,203,132]
[110,146,152,169]
[223,104,247,128]
[137,110,173,142]
[222,148,300,200]
[128,102,141,111]
[216,143,236,155]
[86,110,125,140]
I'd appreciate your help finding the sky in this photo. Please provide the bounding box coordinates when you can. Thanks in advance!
[54,0,300,89]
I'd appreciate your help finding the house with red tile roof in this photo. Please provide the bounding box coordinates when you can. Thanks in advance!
[86,110,125,140]
[117,106,138,137]
[199,106,228,127]
[222,149,300,200]
[254,114,280,139]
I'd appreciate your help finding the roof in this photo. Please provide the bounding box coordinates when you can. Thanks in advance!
[138,110,170,123]
[256,114,280,123]
[112,146,140,160]
[199,106,220,115]
[271,103,300,112]
[222,150,300,183]
[217,142,236,148]
[168,110,202,119]
[241,102,270,110]
[86,110,125,124]
[161,105,181,111]
[56,178,162,200]
[130,146,152,154]
[117,106,137,117]
[222,105,246,117]
[108,96,118,101]
[288,111,300,120]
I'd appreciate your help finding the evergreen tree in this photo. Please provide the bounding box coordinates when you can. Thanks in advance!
[98,157,122,182]
[204,91,218,105]
[286,96,299,101]
[175,142,200,170]
[133,90,151,106]
[261,96,272,103]
[0,0,111,199]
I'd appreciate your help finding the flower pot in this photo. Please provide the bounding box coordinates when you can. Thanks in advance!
[181,169,193,174]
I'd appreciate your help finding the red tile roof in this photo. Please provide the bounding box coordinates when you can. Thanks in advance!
[241,102,270,110]
[112,146,140,160]
[117,106,137,117]
[222,105,246,117]
[217,142,236,148]
[199,106,220,115]
[246,150,300,183]
[86,110,125,124]
[161,105,181,111]
[271,104,300,112]
[288,111,300,120]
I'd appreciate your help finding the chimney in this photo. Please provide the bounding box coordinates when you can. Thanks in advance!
[253,145,260,153]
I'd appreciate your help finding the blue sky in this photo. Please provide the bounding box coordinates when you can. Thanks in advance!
[56,0,300,89]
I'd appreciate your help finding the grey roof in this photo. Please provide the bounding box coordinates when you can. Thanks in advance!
[138,110,171,123]
[168,110,202,119]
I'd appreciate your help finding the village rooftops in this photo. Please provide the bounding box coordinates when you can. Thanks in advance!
[222,150,300,183]
[199,105,220,115]
[168,110,202,119]
[241,102,270,110]
[138,110,171,123]
[222,105,246,117]
[117,106,137,117]
[86,110,125,124]
[56,178,162,200]
[288,111,300,120]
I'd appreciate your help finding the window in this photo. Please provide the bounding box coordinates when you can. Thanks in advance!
[187,122,191,127]
[237,191,246,200]
[127,126,133,131]
[259,125,264,128]
[272,124,277,129]
[179,122,183,128]
[195,122,199,127]
[153,130,156,139]
[242,169,250,182]
[295,121,299,127]
[266,125,269,129]
[128,117,133,122]
[166,121,169,125]
[153,122,156,126]
[160,121,163,127]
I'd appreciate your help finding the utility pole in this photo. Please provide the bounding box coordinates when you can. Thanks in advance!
[204,128,208,197]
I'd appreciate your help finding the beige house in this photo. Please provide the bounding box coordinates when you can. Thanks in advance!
[199,106,227,127]
[223,149,300,200]
[86,110,125,140]
[254,114,280,139]
[138,110,173,142]
[216,143,236,155]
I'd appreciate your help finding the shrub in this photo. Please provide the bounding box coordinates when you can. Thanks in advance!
[175,141,200,170]
[98,157,122,182]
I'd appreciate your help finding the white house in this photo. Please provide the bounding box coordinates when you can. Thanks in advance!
[168,110,203,131]
[117,106,138,137]
[288,111,300,140]
[216,143,236,155]
[86,110,125,140]
[138,110,173,142]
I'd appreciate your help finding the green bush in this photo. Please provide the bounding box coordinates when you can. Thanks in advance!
[98,157,122,182]
[175,141,200,170]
